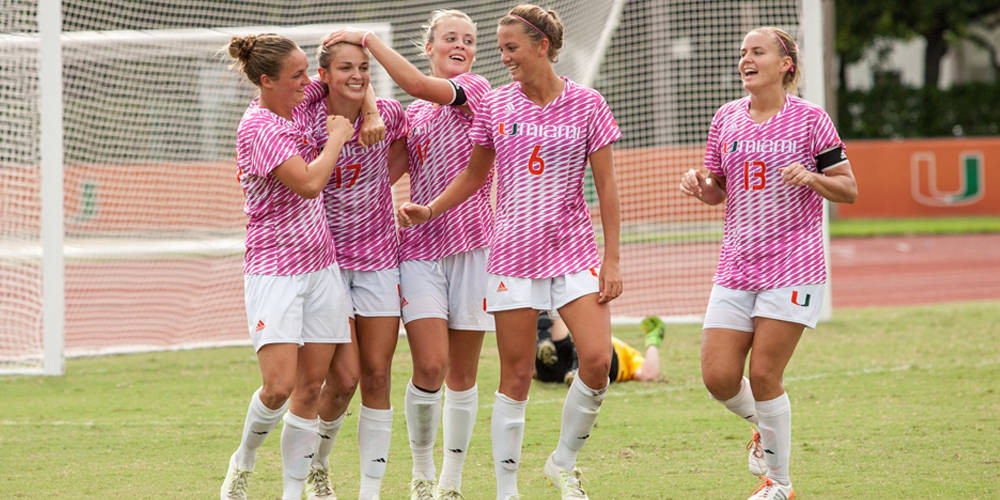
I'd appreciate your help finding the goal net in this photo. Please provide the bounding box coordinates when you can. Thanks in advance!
[2,0,805,374]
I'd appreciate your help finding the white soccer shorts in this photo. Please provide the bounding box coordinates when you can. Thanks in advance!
[702,283,826,331]
[340,267,401,318]
[399,248,494,331]
[244,263,351,351]
[486,267,601,313]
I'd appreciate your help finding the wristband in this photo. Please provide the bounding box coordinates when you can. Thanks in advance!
[361,31,373,49]
[427,205,435,220]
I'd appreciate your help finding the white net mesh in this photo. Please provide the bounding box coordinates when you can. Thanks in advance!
[1,0,801,371]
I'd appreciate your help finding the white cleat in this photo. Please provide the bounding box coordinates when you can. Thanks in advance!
[304,464,337,499]
[435,487,465,499]
[747,477,795,499]
[220,453,251,500]
[409,478,436,500]
[543,454,588,500]
[746,429,768,477]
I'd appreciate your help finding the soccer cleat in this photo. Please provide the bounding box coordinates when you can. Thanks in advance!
[747,477,795,500]
[563,368,577,386]
[640,315,666,348]
[537,339,558,366]
[435,487,465,499]
[544,454,588,499]
[410,478,436,500]
[220,453,251,500]
[304,464,337,499]
[746,429,768,477]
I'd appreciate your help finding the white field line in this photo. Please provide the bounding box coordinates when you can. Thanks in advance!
[3,358,997,427]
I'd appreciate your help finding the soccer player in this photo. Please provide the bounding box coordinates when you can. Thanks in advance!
[221,33,355,500]
[535,314,666,384]
[679,27,857,500]
[396,5,623,499]
[324,10,494,500]
[300,40,408,500]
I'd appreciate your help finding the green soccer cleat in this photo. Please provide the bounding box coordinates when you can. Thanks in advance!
[640,315,666,348]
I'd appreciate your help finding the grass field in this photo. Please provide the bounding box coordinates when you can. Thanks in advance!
[2,300,998,499]
[828,216,1000,237]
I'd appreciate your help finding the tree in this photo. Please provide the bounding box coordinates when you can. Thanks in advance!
[836,0,1000,88]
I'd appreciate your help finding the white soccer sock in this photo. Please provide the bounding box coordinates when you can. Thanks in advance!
[358,405,393,497]
[551,376,607,470]
[234,387,288,470]
[439,384,478,491]
[280,411,319,500]
[312,411,347,468]
[716,376,759,425]
[756,392,792,485]
[491,392,527,500]
[405,380,442,481]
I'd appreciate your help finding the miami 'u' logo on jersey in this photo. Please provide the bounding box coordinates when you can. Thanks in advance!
[498,122,518,136]
[723,140,739,154]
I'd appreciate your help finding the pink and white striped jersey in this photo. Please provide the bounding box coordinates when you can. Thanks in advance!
[313,98,407,271]
[469,77,620,279]
[705,94,846,290]
[236,97,335,276]
[399,72,494,262]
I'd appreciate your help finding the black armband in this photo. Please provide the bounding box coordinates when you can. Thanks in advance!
[448,79,468,107]
[815,145,848,172]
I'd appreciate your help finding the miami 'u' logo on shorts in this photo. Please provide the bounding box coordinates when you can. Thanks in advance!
[791,290,811,307]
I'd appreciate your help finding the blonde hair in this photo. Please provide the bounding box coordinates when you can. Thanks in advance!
[499,4,564,62]
[317,41,365,70]
[751,26,801,93]
[422,9,477,49]
[227,34,298,87]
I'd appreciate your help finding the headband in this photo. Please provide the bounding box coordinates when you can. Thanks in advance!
[773,32,794,73]
[510,14,550,43]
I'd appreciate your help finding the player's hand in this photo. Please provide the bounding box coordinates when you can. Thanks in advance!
[358,111,385,147]
[323,29,368,48]
[680,168,710,199]
[396,202,432,227]
[325,115,354,144]
[779,162,815,187]
[597,262,623,304]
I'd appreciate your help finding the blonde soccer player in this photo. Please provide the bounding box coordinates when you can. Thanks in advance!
[293,39,408,500]
[221,33,355,500]
[397,5,623,499]
[679,27,857,500]
[324,10,494,500]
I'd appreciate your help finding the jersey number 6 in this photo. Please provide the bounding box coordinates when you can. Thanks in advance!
[528,145,545,175]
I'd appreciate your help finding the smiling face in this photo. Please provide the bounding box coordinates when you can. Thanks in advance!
[739,30,791,93]
[497,23,547,82]
[318,43,369,104]
[426,16,477,78]
[264,48,310,107]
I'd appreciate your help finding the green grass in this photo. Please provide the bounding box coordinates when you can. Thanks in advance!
[829,216,1000,238]
[2,301,999,499]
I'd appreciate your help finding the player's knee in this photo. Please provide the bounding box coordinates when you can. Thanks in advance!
[260,383,293,408]
[746,369,781,396]
[361,368,391,395]
[578,350,611,379]
[413,358,448,387]
[702,371,740,399]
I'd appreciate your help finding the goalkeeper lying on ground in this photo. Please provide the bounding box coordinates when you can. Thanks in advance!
[534,312,666,384]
